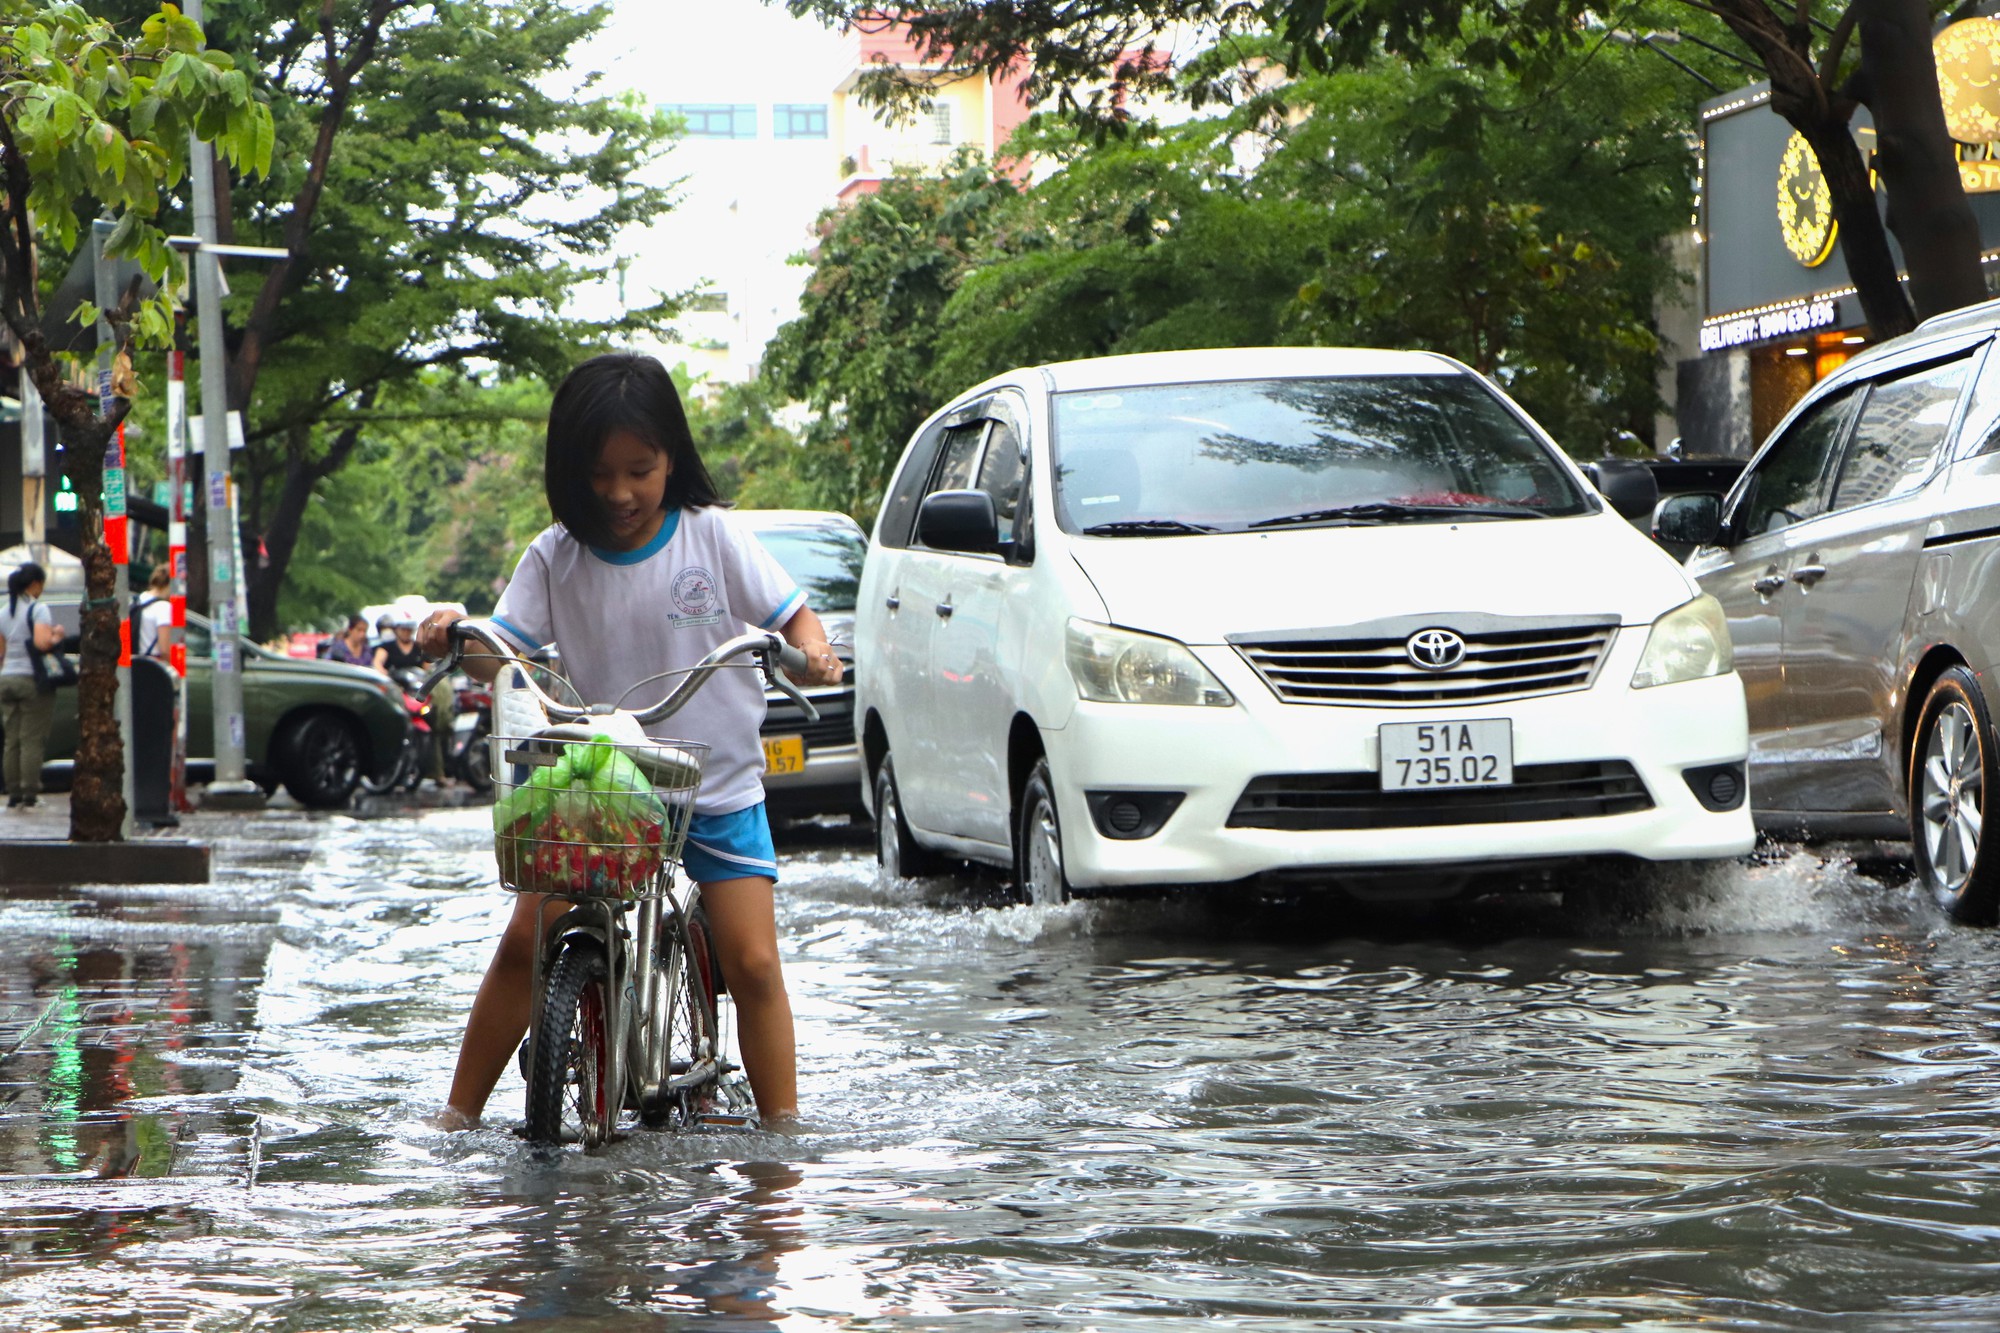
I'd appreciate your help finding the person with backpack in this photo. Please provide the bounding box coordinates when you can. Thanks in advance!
[134,563,173,658]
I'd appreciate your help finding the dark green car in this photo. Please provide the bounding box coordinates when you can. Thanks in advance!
[38,611,409,807]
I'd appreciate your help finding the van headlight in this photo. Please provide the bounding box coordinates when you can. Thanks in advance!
[1631,594,1733,689]
[1065,619,1234,707]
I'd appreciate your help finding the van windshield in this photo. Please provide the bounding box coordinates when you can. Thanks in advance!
[1050,375,1593,535]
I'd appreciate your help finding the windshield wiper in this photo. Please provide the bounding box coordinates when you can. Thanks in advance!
[1080,519,1218,536]
[1246,502,1545,529]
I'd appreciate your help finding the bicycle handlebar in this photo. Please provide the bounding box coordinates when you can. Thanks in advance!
[416,619,821,725]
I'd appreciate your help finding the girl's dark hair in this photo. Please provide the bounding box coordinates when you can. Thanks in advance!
[8,561,45,616]
[544,352,725,548]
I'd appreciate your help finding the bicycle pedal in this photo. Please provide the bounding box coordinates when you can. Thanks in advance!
[695,1112,756,1129]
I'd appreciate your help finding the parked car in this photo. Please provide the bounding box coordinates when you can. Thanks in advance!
[738,508,869,822]
[1656,297,2000,923]
[855,347,1755,903]
[31,609,409,807]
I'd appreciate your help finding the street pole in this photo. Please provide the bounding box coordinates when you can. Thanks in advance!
[165,339,193,814]
[184,0,260,809]
[91,217,137,838]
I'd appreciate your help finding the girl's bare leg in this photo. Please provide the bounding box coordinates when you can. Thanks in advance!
[699,877,797,1119]
[438,892,551,1126]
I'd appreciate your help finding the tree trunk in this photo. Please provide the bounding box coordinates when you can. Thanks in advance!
[1707,0,1919,339]
[41,409,126,842]
[1855,0,1988,321]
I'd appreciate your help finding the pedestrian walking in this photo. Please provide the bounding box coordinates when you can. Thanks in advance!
[134,563,173,658]
[420,351,842,1130]
[0,562,63,808]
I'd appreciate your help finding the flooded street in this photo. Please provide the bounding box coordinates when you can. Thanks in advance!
[7,805,2000,1330]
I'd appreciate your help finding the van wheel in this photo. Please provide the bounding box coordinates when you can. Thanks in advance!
[1912,666,2000,924]
[1013,760,1071,906]
[874,755,937,879]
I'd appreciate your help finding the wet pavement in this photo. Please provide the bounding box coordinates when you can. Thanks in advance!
[5,799,2000,1330]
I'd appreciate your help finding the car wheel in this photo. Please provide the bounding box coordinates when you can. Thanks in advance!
[278,713,363,808]
[1013,759,1071,906]
[1912,666,2000,924]
[873,755,938,879]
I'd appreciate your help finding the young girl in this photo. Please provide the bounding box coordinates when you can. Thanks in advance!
[420,353,841,1128]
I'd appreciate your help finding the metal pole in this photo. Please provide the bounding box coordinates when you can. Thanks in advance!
[165,343,192,813]
[91,218,137,837]
[184,0,262,809]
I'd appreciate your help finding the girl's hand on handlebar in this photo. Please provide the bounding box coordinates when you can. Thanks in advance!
[788,639,843,687]
[418,608,466,660]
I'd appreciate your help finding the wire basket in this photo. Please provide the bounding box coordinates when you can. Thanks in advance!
[490,733,709,899]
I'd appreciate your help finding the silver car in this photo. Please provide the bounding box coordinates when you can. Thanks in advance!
[1656,297,2000,922]
[739,508,869,823]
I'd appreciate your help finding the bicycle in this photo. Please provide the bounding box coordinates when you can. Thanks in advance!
[418,619,818,1151]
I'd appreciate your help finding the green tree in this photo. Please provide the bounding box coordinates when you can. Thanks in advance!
[788,0,1984,340]
[0,0,273,840]
[761,155,1018,526]
[89,0,682,640]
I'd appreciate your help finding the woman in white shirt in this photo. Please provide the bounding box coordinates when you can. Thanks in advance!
[0,562,63,808]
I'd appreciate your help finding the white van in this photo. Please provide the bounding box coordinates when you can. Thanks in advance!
[854,348,1754,902]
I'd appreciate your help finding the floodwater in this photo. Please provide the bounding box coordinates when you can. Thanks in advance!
[6,806,2000,1330]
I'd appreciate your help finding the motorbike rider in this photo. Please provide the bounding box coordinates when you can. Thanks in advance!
[376,615,454,786]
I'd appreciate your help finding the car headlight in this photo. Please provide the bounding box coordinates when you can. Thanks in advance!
[1064,619,1234,706]
[1631,594,1733,689]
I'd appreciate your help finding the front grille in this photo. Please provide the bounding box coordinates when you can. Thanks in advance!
[1234,621,1616,707]
[762,690,854,752]
[1228,761,1653,831]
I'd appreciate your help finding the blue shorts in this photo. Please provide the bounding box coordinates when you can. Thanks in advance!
[682,803,778,885]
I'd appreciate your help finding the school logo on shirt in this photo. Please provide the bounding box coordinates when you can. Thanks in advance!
[671,566,721,626]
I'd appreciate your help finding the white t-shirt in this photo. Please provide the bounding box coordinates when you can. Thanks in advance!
[137,597,173,656]
[0,598,52,678]
[490,506,806,815]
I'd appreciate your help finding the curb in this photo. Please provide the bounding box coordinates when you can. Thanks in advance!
[0,838,211,888]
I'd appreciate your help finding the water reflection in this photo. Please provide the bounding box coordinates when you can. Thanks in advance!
[6,814,2000,1329]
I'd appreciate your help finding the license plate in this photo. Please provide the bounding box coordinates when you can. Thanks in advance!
[762,735,806,776]
[1379,719,1513,790]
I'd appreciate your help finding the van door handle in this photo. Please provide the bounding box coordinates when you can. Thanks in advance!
[1752,569,1788,596]
[1792,559,1828,588]
[885,595,900,610]
[935,601,954,619]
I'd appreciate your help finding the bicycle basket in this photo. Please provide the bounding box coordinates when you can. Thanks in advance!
[490,733,709,899]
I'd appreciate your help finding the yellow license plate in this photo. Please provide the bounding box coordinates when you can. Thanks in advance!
[762,735,806,776]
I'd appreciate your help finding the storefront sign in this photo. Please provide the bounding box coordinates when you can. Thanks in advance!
[1700,298,1841,352]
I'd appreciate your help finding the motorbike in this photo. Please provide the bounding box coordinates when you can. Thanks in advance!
[448,676,493,793]
[359,667,435,795]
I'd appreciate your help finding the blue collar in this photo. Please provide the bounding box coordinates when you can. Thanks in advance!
[588,508,680,565]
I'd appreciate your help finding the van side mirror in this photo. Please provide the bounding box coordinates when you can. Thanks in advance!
[1584,458,1660,520]
[917,489,1000,553]
[1653,492,1725,548]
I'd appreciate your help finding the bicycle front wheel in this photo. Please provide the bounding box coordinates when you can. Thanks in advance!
[637,906,721,1127]
[525,938,617,1150]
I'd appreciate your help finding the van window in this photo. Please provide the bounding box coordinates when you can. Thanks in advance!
[1829,356,1970,511]
[1738,387,1858,536]
[976,421,1025,543]
[930,422,986,494]
[1048,374,1590,534]
[877,420,950,550]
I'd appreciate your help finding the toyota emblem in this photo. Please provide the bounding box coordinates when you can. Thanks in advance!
[1406,628,1466,671]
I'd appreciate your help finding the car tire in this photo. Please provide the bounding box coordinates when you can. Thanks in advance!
[1013,759,1072,906]
[1911,666,2000,924]
[873,755,938,879]
[278,712,363,809]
